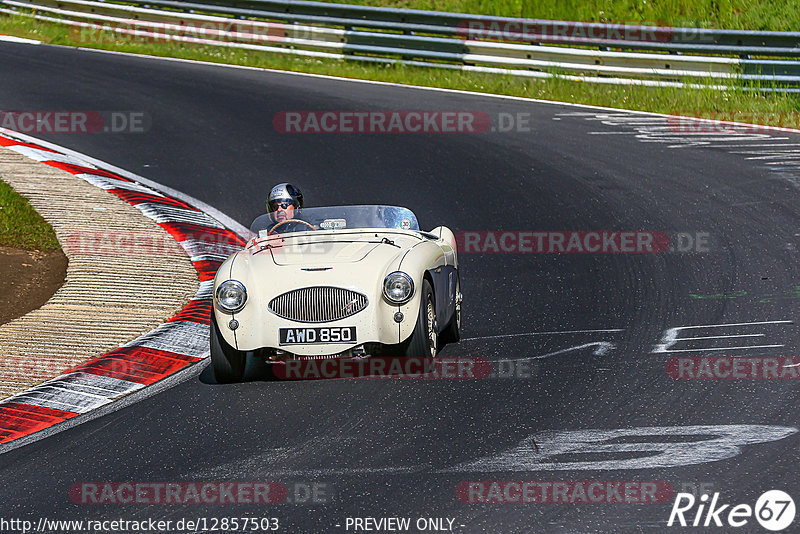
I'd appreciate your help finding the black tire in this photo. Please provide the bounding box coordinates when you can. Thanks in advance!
[441,276,461,344]
[404,279,438,358]
[210,313,246,383]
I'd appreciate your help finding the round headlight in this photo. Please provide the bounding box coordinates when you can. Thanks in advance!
[383,272,414,305]
[215,280,247,313]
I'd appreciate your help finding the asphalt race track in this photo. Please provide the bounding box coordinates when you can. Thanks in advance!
[0,42,799,533]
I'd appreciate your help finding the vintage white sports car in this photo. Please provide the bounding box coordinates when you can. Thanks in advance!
[210,205,461,382]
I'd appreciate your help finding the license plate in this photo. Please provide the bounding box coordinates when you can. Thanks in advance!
[279,326,356,345]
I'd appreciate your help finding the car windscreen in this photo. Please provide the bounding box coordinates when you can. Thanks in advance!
[249,205,420,236]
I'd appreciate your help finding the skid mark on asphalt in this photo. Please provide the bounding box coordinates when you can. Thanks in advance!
[557,111,800,192]
[462,328,623,342]
[455,328,626,370]
[492,341,615,362]
[457,328,623,364]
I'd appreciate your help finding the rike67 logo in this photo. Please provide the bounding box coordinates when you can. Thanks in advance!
[668,490,795,531]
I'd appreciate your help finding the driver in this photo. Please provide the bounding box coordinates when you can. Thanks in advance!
[267,182,304,224]
[259,182,316,236]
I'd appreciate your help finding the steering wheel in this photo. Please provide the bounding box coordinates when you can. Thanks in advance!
[267,218,316,235]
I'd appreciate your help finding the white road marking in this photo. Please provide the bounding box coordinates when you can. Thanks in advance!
[658,320,791,329]
[733,150,800,154]
[746,155,800,160]
[656,344,784,353]
[643,131,769,137]
[706,144,800,149]
[652,320,792,353]
[445,425,799,472]
[688,334,764,340]
[0,34,40,44]
[560,111,800,197]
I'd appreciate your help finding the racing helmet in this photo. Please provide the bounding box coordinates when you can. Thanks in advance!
[266,182,304,214]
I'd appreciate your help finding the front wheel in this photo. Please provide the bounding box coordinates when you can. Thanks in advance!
[210,313,246,383]
[440,277,461,344]
[404,280,438,358]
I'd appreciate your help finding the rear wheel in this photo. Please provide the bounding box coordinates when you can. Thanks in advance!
[210,313,246,383]
[404,280,438,358]
[441,277,461,344]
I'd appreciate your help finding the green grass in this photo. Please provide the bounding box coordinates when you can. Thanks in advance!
[0,178,61,251]
[314,0,800,31]
[0,12,798,130]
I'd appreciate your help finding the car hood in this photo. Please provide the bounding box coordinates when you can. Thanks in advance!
[269,238,383,265]
[245,231,422,267]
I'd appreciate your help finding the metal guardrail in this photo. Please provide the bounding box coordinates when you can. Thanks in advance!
[176,0,800,54]
[2,0,800,89]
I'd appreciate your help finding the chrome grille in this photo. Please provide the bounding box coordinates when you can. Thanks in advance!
[268,286,368,323]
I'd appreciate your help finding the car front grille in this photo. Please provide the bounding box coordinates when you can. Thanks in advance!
[268,286,368,323]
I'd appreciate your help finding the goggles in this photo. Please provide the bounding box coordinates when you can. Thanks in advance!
[270,200,296,211]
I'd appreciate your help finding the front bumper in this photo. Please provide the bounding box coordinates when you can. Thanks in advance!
[214,295,420,356]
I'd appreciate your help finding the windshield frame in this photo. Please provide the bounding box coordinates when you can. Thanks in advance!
[249,205,420,237]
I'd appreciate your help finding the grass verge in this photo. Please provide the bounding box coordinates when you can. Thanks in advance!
[0,12,798,129]
[313,0,800,32]
[0,178,61,250]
